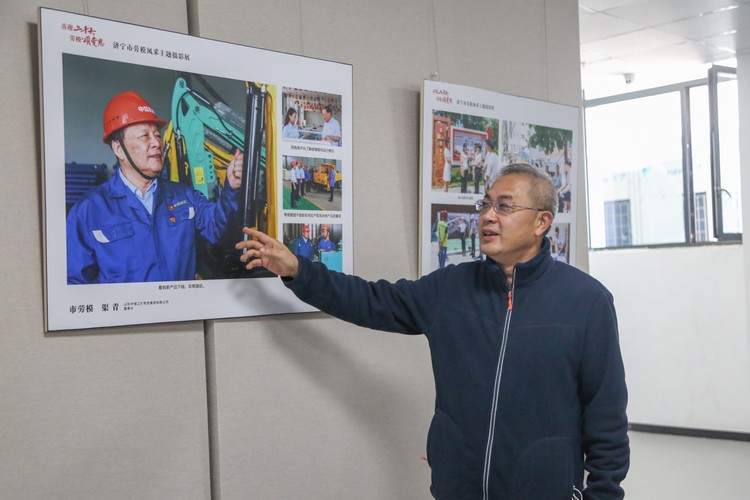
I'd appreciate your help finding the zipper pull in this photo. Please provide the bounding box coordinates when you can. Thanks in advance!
[507,290,513,311]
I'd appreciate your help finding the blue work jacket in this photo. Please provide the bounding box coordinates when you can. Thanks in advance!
[66,171,238,284]
[293,237,315,260]
[317,238,336,251]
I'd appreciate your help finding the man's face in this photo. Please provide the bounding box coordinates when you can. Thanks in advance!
[479,174,547,267]
[323,109,331,122]
[322,228,329,239]
[115,122,164,177]
[303,229,310,239]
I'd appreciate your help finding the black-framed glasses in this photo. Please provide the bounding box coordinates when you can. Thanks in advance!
[475,199,545,215]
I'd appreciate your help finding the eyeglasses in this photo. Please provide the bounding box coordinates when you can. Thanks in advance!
[475,199,545,215]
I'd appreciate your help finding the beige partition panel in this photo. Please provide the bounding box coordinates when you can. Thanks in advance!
[0,2,211,499]
[0,0,582,498]
[197,0,583,498]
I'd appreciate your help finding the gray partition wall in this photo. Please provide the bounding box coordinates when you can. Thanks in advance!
[0,1,583,498]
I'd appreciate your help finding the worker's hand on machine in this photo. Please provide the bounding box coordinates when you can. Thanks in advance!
[236,228,300,278]
[226,148,244,190]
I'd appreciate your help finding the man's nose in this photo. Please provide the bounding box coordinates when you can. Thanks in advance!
[482,207,500,225]
[149,133,162,148]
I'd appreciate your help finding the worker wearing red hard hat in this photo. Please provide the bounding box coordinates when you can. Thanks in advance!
[101,91,168,182]
[66,90,244,284]
[292,224,314,261]
[317,224,336,253]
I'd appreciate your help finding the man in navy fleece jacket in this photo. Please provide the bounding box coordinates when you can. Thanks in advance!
[236,163,629,499]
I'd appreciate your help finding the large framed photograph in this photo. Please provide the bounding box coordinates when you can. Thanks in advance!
[420,81,578,275]
[39,8,353,331]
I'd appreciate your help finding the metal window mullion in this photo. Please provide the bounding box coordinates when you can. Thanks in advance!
[681,87,695,243]
[708,66,723,239]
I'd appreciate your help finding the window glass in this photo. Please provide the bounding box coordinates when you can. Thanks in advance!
[689,86,717,242]
[715,74,742,235]
[586,92,685,248]
[604,200,631,246]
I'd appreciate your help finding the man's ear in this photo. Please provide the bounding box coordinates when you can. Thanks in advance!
[535,211,553,236]
[110,139,125,162]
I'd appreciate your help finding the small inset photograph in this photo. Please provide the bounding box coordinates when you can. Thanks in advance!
[282,156,342,211]
[504,120,574,214]
[282,88,343,146]
[431,111,499,194]
[548,223,570,263]
[283,222,343,272]
[429,203,481,272]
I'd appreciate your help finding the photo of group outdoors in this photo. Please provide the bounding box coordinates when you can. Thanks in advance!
[431,111,499,194]
[429,203,481,272]
[512,122,574,215]
[283,223,343,272]
[61,54,276,284]
[281,87,343,146]
[282,156,342,210]
[431,111,574,215]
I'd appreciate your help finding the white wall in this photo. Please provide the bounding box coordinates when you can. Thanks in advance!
[587,52,750,434]
[589,245,750,432]
[0,1,583,499]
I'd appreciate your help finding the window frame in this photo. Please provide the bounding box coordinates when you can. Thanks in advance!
[583,67,742,250]
[708,65,741,242]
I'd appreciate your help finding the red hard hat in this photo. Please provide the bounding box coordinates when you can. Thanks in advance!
[321,224,330,231]
[302,225,310,232]
[102,91,167,143]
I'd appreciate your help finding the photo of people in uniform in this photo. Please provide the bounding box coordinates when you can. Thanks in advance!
[62,54,275,283]
[283,222,343,272]
[430,112,574,212]
[41,9,353,330]
[282,87,342,146]
[282,156,342,211]
[431,111,499,193]
[429,203,481,272]
[549,223,571,263]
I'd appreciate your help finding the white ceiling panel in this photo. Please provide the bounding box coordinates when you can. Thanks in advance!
[606,0,738,27]
[581,47,613,64]
[579,0,747,94]
[706,30,750,51]
[657,7,749,40]
[579,13,642,43]
[579,0,644,12]
[582,28,685,57]
[620,40,733,63]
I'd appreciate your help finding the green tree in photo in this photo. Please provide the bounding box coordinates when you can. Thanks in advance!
[528,125,572,162]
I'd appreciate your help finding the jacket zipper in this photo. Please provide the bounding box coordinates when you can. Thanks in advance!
[482,268,516,500]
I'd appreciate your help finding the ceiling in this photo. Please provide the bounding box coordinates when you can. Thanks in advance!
[579,0,750,96]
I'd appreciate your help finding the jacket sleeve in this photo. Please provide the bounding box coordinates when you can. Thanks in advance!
[193,182,238,244]
[283,256,440,336]
[66,204,100,284]
[579,292,629,499]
